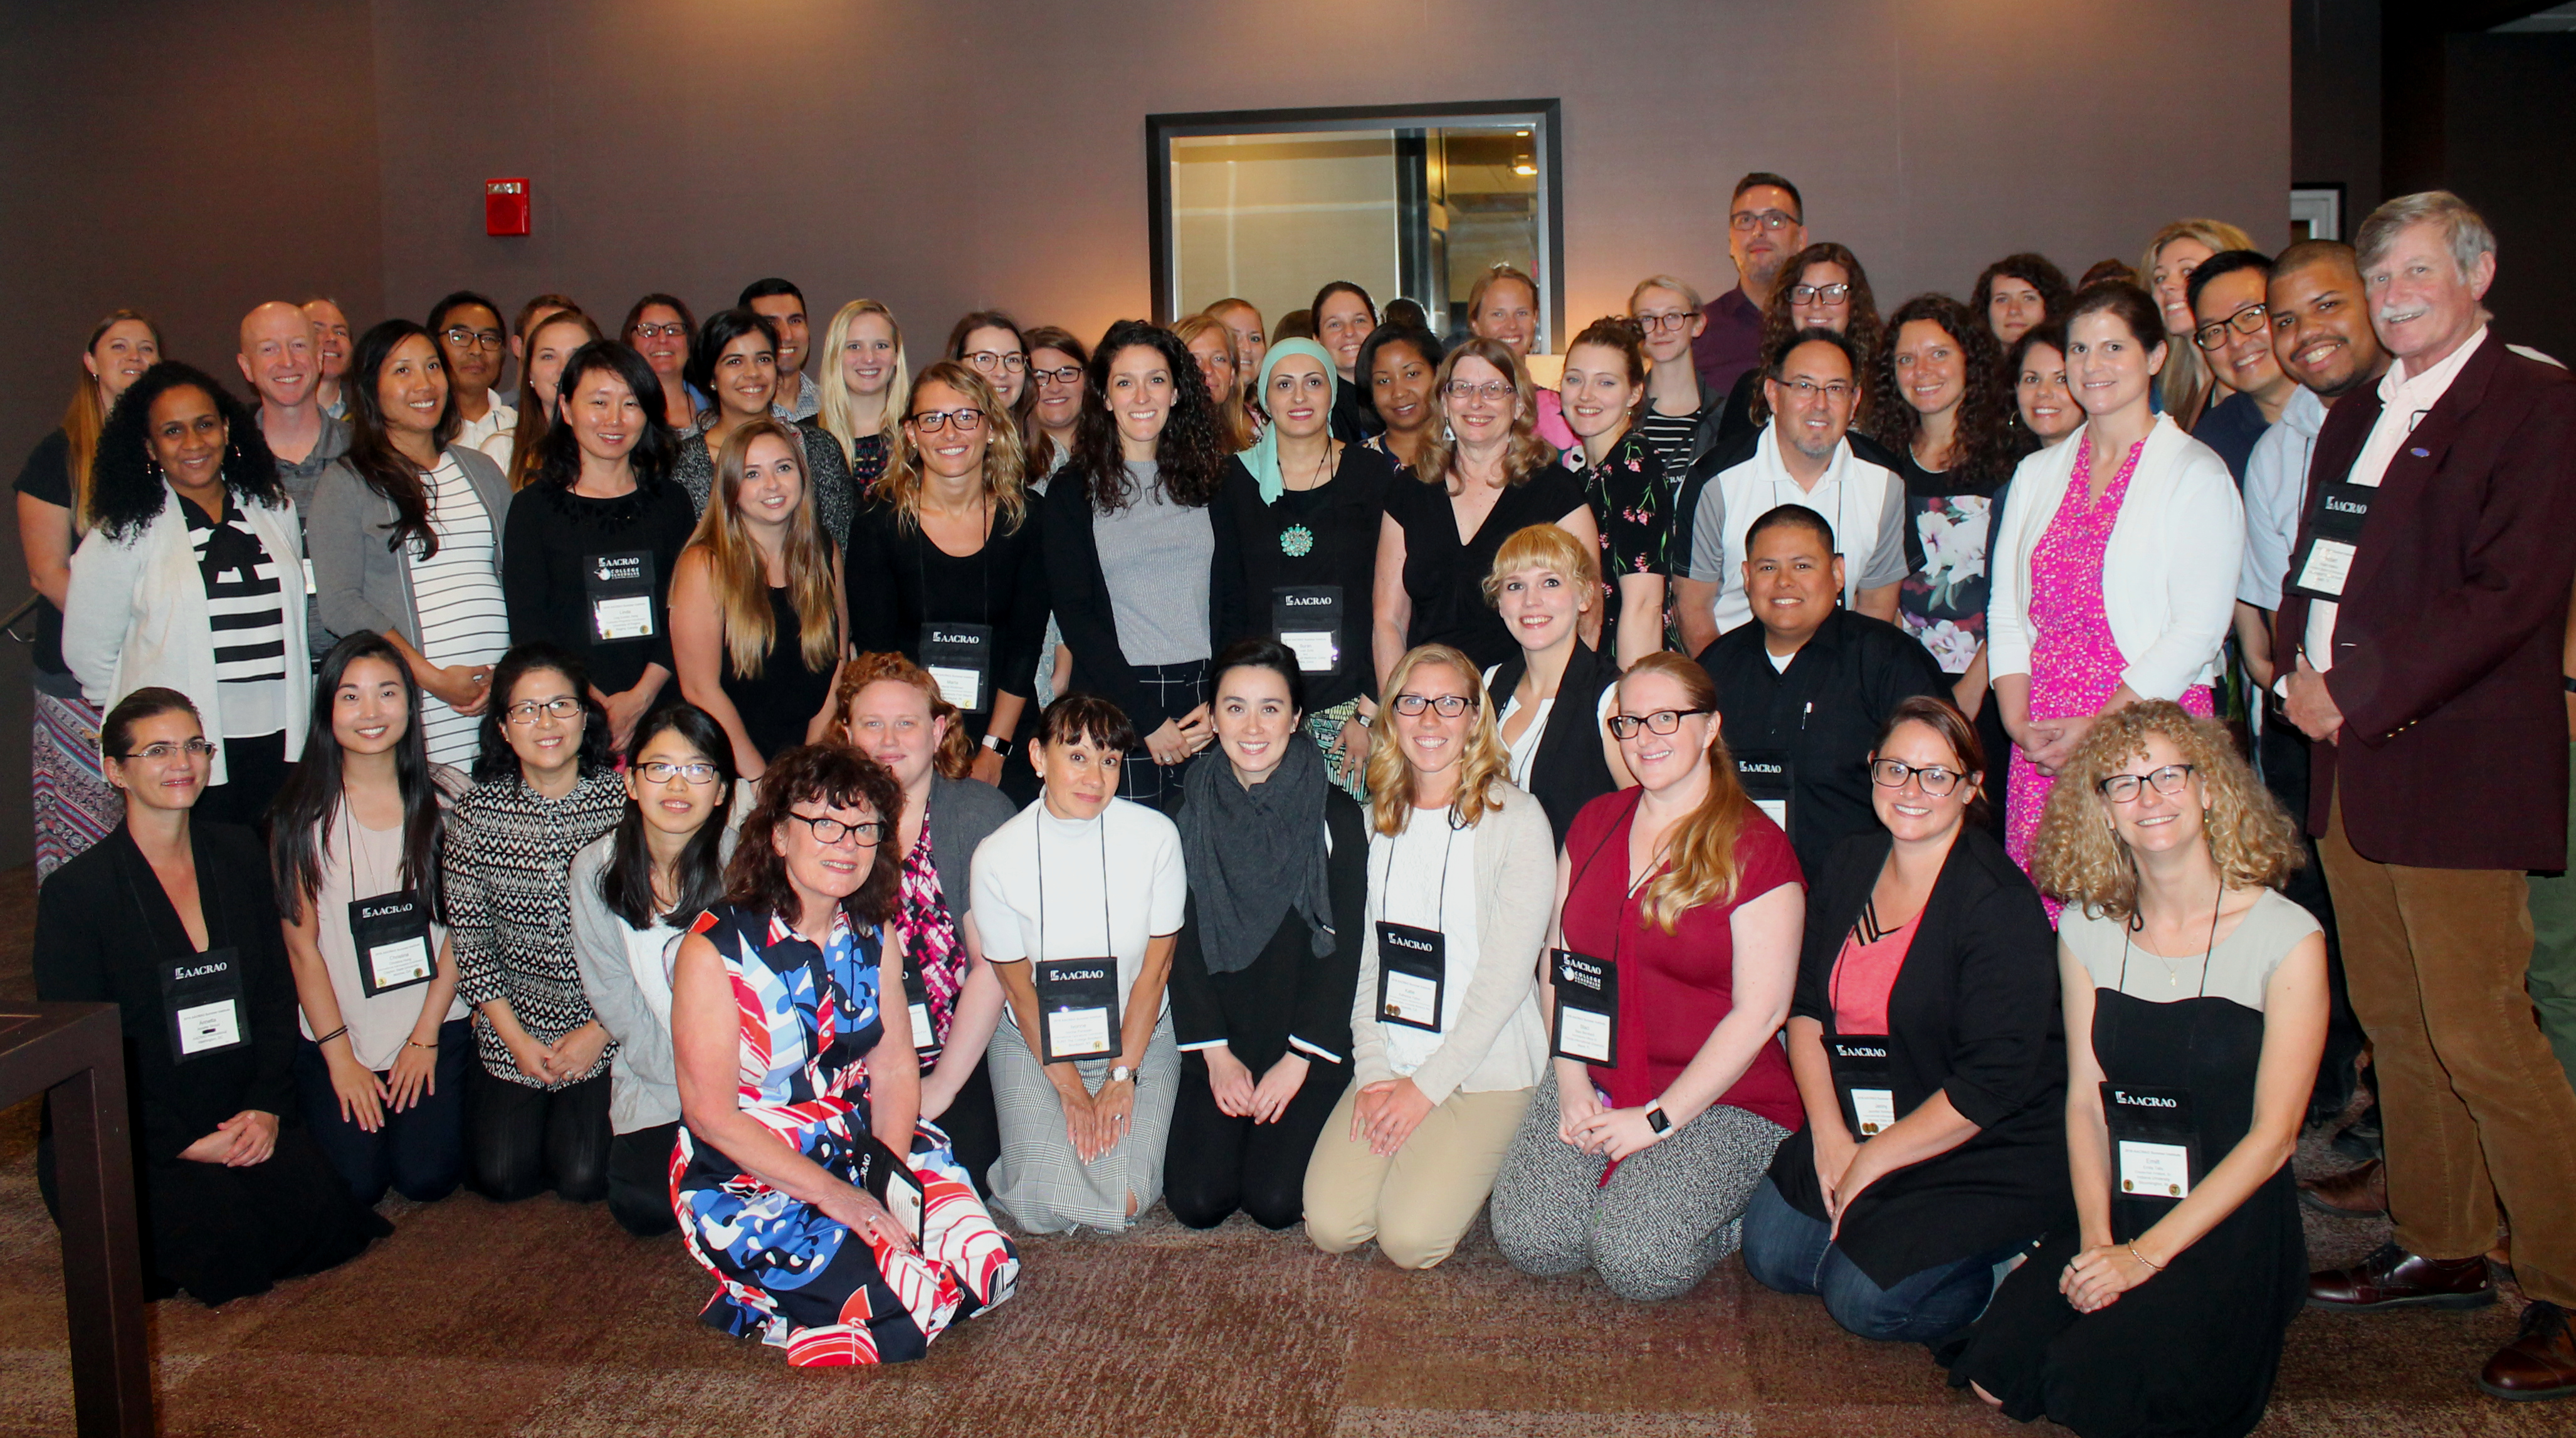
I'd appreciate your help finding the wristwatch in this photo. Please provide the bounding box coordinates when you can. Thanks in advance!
[982,733,1014,757]
[1644,1100,1672,1135]
[1110,1064,1135,1084]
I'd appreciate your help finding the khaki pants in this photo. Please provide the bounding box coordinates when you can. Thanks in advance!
[2322,782,2576,1303]
[1303,1084,1532,1270]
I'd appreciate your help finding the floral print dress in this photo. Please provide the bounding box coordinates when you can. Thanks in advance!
[1898,482,1997,674]
[1564,428,1672,654]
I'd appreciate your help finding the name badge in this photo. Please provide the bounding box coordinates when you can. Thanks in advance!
[2103,1082,2201,1201]
[1273,585,1344,676]
[1375,921,1446,1032]
[902,958,938,1056]
[584,549,657,642]
[1829,1035,1896,1136]
[856,1131,926,1245]
[2287,481,2374,602]
[302,557,318,596]
[161,946,248,1064]
[1734,748,1793,836]
[1548,948,1619,1065]
[920,621,996,713]
[349,888,434,997]
[1033,957,1120,1062]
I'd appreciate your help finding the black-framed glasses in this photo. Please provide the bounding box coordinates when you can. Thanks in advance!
[2193,303,2269,351]
[1871,758,1965,796]
[1730,209,1799,233]
[1776,377,1854,402]
[785,812,888,846]
[441,326,506,352]
[1032,364,1084,387]
[907,407,984,434]
[1391,692,1478,718]
[1787,283,1852,305]
[1608,708,1713,738]
[1444,379,1512,404]
[1633,310,1699,332]
[964,350,1027,374]
[505,696,585,725]
[117,738,217,762]
[638,760,720,785]
[2097,762,2197,803]
[631,322,688,341]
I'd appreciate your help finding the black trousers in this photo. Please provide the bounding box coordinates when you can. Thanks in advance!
[933,1058,1002,1200]
[293,1017,472,1205]
[466,1065,612,1204]
[1164,1048,1349,1230]
[199,730,291,832]
[606,1121,680,1236]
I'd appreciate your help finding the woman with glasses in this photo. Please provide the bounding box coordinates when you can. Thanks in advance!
[676,308,858,546]
[672,420,849,780]
[1175,312,1257,451]
[970,693,1189,1233]
[1021,326,1090,483]
[569,703,737,1237]
[1313,281,1384,444]
[846,362,1044,787]
[947,310,1036,439]
[1741,696,2067,1340]
[816,299,908,492]
[1988,283,2242,882]
[1489,653,1804,1298]
[1357,324,1444,472]
[35,686,391,1304]
[1305,643,1553,1269]
[1715,243,1886,451]
[1466,265,1577,453]
[1629,276,1729,479]
[1481,525,1626,845]
[65,361,307,827]
[1558,316,1674,666]
[620,294,701,430]
[1372,337,1597,683]
[1970,255,2074,350]
[444,643,627,1205]
[311,320,514,770]
[1949,703,2323,1438]
[672,742,1019,1365]
[430,291,517,466]
[501,307,605,491]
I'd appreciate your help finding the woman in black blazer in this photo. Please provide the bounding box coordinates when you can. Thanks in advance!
[1740,695,2068,1343]
[33,687,390,1304]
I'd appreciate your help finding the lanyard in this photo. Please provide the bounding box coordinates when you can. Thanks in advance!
[1036,812,1114,960]
[1565,788,1653,968]
[2103,878,2224,1069]
[1373,805,1460,933]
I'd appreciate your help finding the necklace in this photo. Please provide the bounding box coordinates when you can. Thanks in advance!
[1279,443,1335,557]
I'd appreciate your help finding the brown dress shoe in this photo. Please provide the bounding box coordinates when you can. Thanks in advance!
[2481,1301,2576,1401]
[2309,1240,2495,1311]
[2298,1158,2387,1216]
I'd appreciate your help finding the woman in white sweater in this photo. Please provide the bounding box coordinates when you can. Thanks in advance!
[1985,281,2242,875]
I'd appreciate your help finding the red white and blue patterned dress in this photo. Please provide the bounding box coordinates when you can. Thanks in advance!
[673,902,1018,1366]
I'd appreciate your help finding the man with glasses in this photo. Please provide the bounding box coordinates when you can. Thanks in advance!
[2184,249,2297,484]
[740,278,816,421]
[1696,503,1942,880]
[1693,172,1807,396]
[239,300,350,657]
[429,291,516,463]
[1674,329,1906,656]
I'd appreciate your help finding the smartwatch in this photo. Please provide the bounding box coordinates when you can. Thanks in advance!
[982,733,1014,757]
[1644,1100,1672,1135]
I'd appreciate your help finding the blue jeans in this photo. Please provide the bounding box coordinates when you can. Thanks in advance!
[1740,1177,2007,1344]
[293,1017,472,1206]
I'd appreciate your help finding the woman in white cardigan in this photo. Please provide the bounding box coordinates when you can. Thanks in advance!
[1305,642,1553,1270]
[1986,282,2242,873]
[64,362,310,826]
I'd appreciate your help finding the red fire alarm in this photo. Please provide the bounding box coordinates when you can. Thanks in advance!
[485,178,530,237]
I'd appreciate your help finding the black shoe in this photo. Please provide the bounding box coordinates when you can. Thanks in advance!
[2333,1103,2384,1163]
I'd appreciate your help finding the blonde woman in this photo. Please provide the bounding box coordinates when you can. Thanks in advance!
[1174,312,1256,450]
[669,420,848,779]
[1304,643,1554,1269]
[2139,219,2257,428]
[1480,523,1628,844]
[817,298,910,490]
[1949,702,2323,1438]
[1464,263,1575,451]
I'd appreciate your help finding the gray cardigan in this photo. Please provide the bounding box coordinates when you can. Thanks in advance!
[928,775,1016,926]
[308,444,512,649]
[567,822,740,1135]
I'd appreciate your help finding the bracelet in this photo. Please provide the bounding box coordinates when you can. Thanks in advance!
[406,1037,440,1051]
[313,1024,349,1046]
[2127,1244,2163,1273]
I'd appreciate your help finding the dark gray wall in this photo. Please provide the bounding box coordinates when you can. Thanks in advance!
[2444,34,2576,365]
[2293,0,2384,226]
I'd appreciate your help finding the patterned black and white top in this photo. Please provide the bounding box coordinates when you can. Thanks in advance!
[183,494,290,738]
[445,767,628,1088]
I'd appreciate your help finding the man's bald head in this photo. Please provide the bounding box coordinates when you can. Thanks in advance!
[238,300,317,411]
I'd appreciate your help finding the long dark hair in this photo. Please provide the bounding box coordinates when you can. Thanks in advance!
[680,307,780,417]
[600,704,736,930]
[1066,319,1228,513]
[88,362,282,541]
[471,641,614,784]
[1750,242,1883,429]
[533,340,679,491]
[722,743,904,930]
[345,319,462,559]
[1864,293,2017,488]
[269,632,444,920]
[1021,323,1091,474]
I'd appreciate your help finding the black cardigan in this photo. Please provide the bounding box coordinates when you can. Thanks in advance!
[1039,466,1249,735]
[1767,826,2072,1284]
[1168,788,1368,1066]
[500,476,697,696]
[1486,636,1621,847]
[845,496,1051,718]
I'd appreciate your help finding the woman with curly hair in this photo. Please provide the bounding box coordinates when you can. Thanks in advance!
[64,360,306,826]
[1041,319,1246,811]
[1969,253,2074,349]
[1714,242,1885,449]
[1947,701,2324,1438]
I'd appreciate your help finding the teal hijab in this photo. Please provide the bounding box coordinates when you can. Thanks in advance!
[1238,338,1338,505]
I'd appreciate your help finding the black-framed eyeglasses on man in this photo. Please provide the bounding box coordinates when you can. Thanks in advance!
[1730,209,1799,233]
[2193,303,2269,352]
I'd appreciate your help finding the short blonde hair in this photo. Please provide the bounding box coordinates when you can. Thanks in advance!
[1628,274,1703,314]
[1365,644,1510,837]
[2030,701,2305,922]
[1481,522,1599,608]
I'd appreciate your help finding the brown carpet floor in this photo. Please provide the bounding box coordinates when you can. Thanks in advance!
[0,862,2561,1436]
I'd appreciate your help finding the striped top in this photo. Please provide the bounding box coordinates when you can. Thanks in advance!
[409,454,512,767]
[182,493,290,737]
[1637,409,1698,479]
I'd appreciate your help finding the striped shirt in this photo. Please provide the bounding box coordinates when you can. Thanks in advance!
[1638,409,1698,479]
[409,454,512,767]
[182,495,289,737]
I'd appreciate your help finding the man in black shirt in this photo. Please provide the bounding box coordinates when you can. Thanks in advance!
[1697,503,1943,879]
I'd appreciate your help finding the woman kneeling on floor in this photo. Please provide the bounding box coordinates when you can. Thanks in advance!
[670,743,1018,1366]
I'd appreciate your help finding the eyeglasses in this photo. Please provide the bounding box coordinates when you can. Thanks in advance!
[1871,758,1965,796]
[964,350,1027,374]
[1633,310,1698,333]
[631,322,688,342]
[1775,377,1854,402]
[907,407,984,434]
[1391,692,1478,717]
[1607,707,1713,738]
[2193,303,2270,351]
[441,327,506,352]
[505,696,585,725]
[1730,209,1800,233]
[117,738,217,762]
[1032,364,1084,388]
[638,760,720,785]
[1788,283,1853,306]
[1444,379,1513,404]
[785,811,887,846]
[2097,762,2197,803]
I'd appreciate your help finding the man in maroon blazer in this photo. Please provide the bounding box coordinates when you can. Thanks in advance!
[2278,191,2576,1402]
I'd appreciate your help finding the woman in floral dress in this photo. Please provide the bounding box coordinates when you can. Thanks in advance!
[1557,317,1673,666]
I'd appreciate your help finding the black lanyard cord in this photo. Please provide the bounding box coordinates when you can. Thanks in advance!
[1036,812,1114,960]
[1372,806,1461,935]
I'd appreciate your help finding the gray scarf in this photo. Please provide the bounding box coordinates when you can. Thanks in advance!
[1177,733,1335,975]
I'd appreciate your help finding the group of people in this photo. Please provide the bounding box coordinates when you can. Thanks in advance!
[19,170,2576,1427]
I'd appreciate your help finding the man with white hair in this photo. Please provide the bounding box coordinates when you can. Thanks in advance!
[2280,191,2576,1402]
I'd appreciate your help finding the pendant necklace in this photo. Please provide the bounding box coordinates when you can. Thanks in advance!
[1279,442,1335,558]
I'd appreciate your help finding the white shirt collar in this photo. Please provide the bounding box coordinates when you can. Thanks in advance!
[1753,421,1851,494]
[2379,324,2486,411]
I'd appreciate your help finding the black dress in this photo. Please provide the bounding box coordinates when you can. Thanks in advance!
[500,476,698,697]
[33,822,391,1304]
[1886,444,2014,838]
[722,585,838,759]
[843,495,1049,725]
[1220,446,1398,715]
[1386,464,1589,674]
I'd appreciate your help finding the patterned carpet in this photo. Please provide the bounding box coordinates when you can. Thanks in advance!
[0,863,2562,1437]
